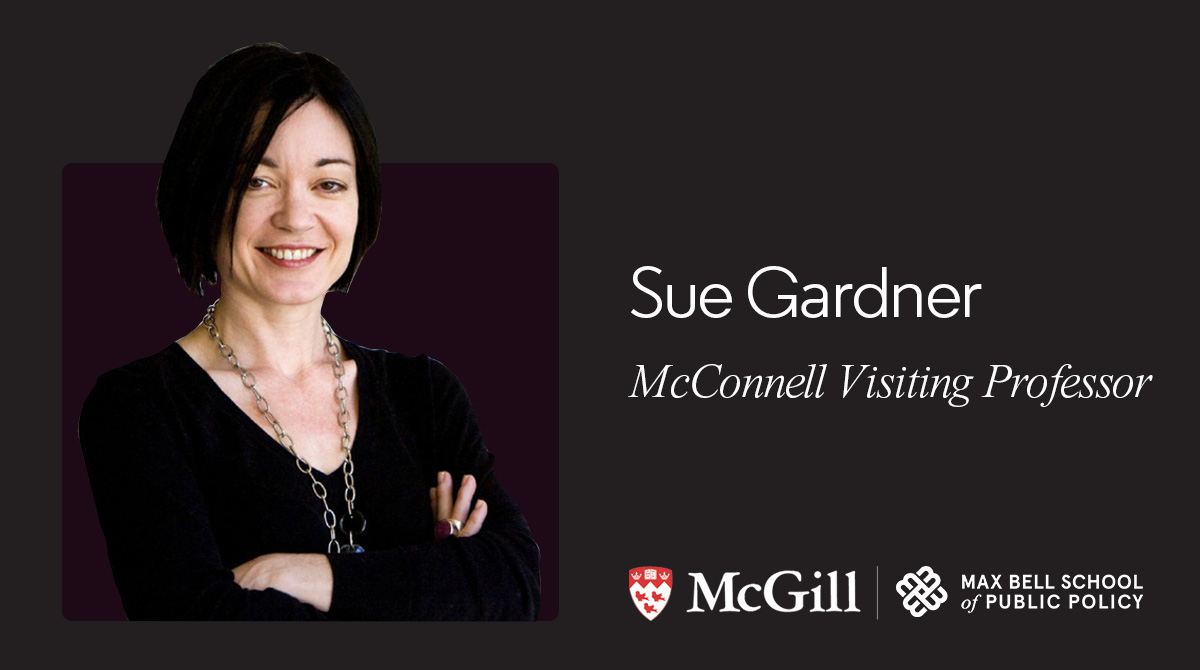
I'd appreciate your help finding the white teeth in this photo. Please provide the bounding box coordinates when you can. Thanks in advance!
[266,248,317,260]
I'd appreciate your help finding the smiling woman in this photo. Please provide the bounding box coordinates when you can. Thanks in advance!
[217,100,360,309]
[77,43,541,620]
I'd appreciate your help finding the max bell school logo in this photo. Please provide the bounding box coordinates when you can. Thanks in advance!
[630,566,673,620]
[896,566,948,618]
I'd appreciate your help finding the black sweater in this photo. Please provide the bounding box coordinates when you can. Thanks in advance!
[79,340,540,620]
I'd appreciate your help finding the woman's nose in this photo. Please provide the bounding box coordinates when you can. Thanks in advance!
[271,185,316,232]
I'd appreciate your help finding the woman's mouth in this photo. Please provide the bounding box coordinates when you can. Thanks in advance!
[259,247,323,266]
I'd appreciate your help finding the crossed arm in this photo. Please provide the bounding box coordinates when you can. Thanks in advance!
[80,355,539,620]
[232,471,488,612]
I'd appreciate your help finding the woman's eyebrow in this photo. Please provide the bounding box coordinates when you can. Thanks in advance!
[253,157,353,168]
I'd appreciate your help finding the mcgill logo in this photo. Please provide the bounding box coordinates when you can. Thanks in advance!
[687,570,860,613]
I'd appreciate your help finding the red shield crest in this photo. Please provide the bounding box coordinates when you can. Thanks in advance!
[629,566,673,620]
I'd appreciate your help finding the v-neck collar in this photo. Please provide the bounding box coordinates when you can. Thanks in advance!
[167,337,368,478]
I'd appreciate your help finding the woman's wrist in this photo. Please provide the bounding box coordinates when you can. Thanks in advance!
[234,552,334,612]
[276,553,334,612]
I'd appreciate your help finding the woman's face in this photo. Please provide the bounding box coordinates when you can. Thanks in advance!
[216,99,359,308]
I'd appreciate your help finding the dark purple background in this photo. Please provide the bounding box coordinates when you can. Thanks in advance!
[62,163,558,620]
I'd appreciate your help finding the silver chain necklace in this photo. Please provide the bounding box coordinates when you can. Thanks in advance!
[202,299,366,554]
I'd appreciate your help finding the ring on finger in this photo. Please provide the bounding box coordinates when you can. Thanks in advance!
[435,518,463,540]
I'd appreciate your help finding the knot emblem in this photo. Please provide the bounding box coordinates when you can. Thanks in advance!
[896,566,948,617]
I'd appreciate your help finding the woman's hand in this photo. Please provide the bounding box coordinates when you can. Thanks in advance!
[233,553,333,612]
[429,471,487,539]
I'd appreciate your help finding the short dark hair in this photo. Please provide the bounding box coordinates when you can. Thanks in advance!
[158,43,382,295]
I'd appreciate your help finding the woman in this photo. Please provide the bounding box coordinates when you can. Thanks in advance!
[79,44,541,620]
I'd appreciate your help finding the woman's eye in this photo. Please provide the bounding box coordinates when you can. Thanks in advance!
[248,176,270,190]
[318,180,347,193]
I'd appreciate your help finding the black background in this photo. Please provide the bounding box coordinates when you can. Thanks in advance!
[40,6,1189,665]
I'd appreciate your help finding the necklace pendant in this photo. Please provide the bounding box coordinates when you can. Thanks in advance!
[339,510,367,536]
[339,543,365,554]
